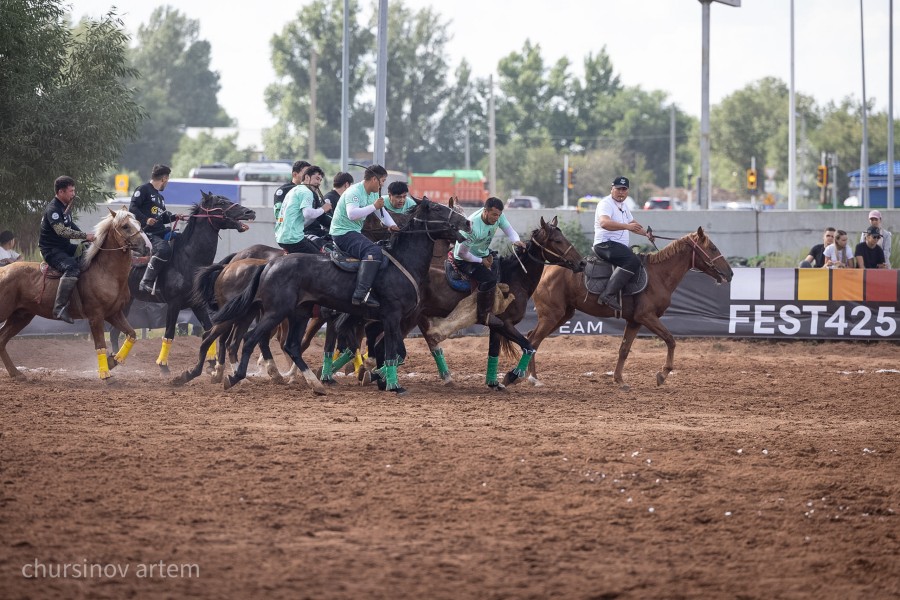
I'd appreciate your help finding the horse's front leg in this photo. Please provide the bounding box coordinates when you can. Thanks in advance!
[496,322,535,388]
[419,315,452,384]
[281,315,325,395]
[524,306,575,386]
[88,317,114,380]
[156,304,181,375]
[634,316,676,386]
[614,321,642,387]
[380,321,407,396]
[191,305,217,373]
[105,310,138,370]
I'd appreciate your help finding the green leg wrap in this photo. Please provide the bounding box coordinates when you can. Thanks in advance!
[320,352,334,381]
[485,355,500,385]
[331,349,354,372]
[431,348,450,379]
[511,349,535,378]
[383,359,400,390]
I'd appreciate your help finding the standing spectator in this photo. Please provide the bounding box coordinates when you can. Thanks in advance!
[854,226,887,269]
[0,230,22,266]
[273,160,309,224]
[823,229,855,268]
[858,210,892,268]
[799,227,836,268]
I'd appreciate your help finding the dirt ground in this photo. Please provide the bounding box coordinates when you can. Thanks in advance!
[1,332,898,599]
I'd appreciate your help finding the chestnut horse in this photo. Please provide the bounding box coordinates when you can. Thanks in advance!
[0,208,148,380]
[527,227,733,386]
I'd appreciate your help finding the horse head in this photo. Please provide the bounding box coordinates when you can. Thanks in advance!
[410,198,472,242]
[83,207,148,266]
[526,216,586,272]
[195,191,257,231]
[687,226,733,284]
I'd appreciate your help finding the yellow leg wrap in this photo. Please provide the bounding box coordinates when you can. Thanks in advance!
[113,336,136,364]
[205,339,217,360]
[333,349,342,361]
[352,351,364,374]
[156,338,173,367]
[97,349,111,379]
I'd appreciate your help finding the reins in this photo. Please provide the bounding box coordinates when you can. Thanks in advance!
[645,227,730,280]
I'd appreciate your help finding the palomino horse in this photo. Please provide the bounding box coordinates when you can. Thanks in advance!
[527,227,733,387]
[109,191,256,375]
[0,208,148,380]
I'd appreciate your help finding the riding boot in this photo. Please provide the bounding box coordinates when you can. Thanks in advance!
[52,276,78,324]
[139,256,164,295]
[598,267,634,311]
[476,281,497,325]
[351,259,381,308]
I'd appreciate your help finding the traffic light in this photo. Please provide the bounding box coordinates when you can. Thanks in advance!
[816,165,828,188]
[567,167,575,189]
[555,169,564,186]
[746,168,757,191]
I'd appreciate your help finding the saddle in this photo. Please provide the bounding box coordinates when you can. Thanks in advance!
[328,247,362,273]
[39,263,64,279]
[444,251,475,292]
[583,256,649,297]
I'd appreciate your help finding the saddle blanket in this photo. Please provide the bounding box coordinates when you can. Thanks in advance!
[583,256,649,297]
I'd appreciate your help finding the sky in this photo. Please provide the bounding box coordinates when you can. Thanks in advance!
[66,0,900,135]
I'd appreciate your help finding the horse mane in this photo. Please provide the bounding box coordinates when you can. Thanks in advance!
[83,209,131,266]
[644,232,704,264]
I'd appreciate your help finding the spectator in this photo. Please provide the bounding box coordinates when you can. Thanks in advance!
[823,229,855,268]
[799,226,836,268]
[0,230,22,266]
[855,226,887,269]
[859,210,892,268]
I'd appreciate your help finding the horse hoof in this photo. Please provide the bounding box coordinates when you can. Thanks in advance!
[620,383,631,391]
[441,376,454,386]
[159,364,170,376]
[656,372,666,386]
[107,355,119,370]
[488,382,506,392]
[390,386,408,396]
[502,371,521,387]
[224,376,236,390]
[527,375,543,387]
[171,373,188,387]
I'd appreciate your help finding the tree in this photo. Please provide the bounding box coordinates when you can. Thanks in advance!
[264,0,373,161]
[120,6,231,178]
[169,133,255,178]
[0,0,143,236]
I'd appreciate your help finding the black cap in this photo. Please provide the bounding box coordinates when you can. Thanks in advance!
[866,226,882,237]
[612,176,630,188]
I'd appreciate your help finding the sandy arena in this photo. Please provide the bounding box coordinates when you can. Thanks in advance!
[1,333,898,599]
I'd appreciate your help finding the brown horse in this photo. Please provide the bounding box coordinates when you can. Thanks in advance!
[0,208,148,380]
[527,227,733,387]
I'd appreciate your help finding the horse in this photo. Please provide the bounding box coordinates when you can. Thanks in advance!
[527,227,734,387]
[416,215,585,388]
[108,191,256,374]
[0,208,148,380]
[213,198,471,395]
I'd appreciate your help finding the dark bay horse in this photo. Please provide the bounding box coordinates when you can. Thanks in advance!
[109,191,256,374]
[527,227,733,386]
[417,216,585,388]
[213,199,471,395]
[0,208,148,380]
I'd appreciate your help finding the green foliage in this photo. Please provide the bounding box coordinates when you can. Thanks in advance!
[170,133,254,177]
[119,6,231,178]
[0,0,143,236]
[555,217,592,258]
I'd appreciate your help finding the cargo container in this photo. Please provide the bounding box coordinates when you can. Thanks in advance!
[409,169,488,206]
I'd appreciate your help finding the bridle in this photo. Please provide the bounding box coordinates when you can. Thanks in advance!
[650,230,730,281]
[97,215,146,253]
[525,227,581,271]
[405,204,466,242]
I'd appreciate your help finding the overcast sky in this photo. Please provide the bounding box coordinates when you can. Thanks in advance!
[67,0,899,133]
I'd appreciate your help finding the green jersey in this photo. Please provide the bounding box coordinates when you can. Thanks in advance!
[382,194,417,214]
[453,207,511,260]
[329,181,382,237]
[275,185,309,244]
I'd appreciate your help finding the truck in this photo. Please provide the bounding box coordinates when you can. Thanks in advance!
[408,169,489,207]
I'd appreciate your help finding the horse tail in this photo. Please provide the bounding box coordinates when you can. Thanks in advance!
[211,263,266,324]
[192,263,226,310]
[499,335,521,361]
[217,252,237,266]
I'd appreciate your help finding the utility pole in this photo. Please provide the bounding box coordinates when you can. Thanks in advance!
[340,0,349,171]
[669,104,676,198]
[309,48,317,160]
[860,0,869,208]
[373,0,388,166]
[563,154,569,208]
[488,74,496,196]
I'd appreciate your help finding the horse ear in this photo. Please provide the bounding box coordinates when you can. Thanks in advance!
[550,215,558,227]
[540,216,547,228]
[449,196,455,209]
[108,207,117,217]
[696,226,706,241]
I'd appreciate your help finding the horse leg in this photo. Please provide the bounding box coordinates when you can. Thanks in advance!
[226,311,286,390]
[364,321,386,389]
[281,315,325,395]
[495,323,536,388]
[156,303,181,376]
[525,307,575,386]
[173,322,231,386]
[191,305,217,374]
[105,310,138,370]
[0,313,36,379]
[614,321,642,387]
[484,328,505,391]
[317,315,339,385]
[380,319,407,396]
[87,317,115,380]
[210,325,231,384]
[257,327,285,385]
[418,315,452,384]
[634,316,676,386]
[108,298,133,355]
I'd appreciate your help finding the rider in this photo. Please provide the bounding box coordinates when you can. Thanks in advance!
[275,165,330,254]
[129,164,180,295]
[273,160,310,224]
[593,176,653,310]
[309,171,353,238]
[329,164,397,308]
[39,176,96,323]
[382,180,417,214]
[453,196,526,326]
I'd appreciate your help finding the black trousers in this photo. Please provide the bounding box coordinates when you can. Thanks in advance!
[43,249,80,277]
[455,257,499,291]
[147,232,173,261]
[593,240,640,272]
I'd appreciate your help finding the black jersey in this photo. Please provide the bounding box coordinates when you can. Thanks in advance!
[39,197,85,257]
[273,182,297,220]
[129,182,173,236]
